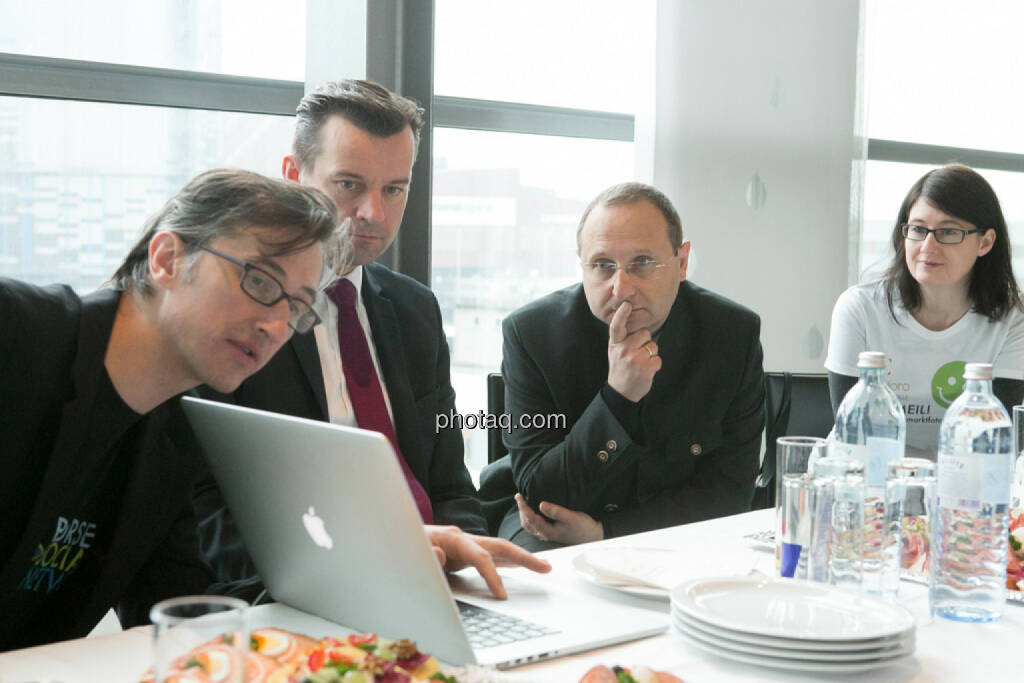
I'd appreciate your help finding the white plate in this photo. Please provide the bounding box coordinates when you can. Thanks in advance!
[670,608,913,652]
[672,576,915,641]
[672,614,913,661]
[571,551,669,600]
[674,617,916,674]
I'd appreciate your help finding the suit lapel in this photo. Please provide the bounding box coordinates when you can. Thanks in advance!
[290,333,329,420]
[553,287,611,421]
[644,282,697,433]
[82,409,184,623]
[47,290,121,498]
[361,267,423,475]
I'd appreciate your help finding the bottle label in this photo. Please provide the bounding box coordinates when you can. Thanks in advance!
[949,406,1012,428]
[938,452,1012,509]
[828,440,901,490]
[866,437,903,489]
[828,441,867,465]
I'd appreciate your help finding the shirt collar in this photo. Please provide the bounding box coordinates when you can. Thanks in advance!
[315,265,364,316]
[343,265,364,299]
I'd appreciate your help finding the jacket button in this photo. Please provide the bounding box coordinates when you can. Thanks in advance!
[690,443,703,456]
[597,450,609,463]
[606,440,617,451]
[603,503,619,513]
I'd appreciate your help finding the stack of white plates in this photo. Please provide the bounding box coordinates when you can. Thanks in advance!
[671,576,916,674]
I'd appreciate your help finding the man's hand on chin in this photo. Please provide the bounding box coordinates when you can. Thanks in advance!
[426,524,551,600]
[515,493,605,546]
[606,301,660,402]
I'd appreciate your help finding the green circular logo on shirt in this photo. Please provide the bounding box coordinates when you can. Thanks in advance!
[931,361,967,408]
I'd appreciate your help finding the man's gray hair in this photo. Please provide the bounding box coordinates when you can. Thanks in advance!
[293,79,425,170]
[110,168,342,296]
[576,182,684,253]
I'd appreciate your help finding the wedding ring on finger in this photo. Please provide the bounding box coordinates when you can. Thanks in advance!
[644,341,658,358]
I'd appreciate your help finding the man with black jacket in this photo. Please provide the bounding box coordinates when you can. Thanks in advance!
[496,183,765,550]
[0,169,337,651]
[195,80,548,600]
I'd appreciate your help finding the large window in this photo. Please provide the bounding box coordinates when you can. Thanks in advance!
[0,1,304,80]
[431,0,655,474]
[434,0,649,113]
[0,2,304,292]
[0,97,292,289]
[860,1,1024,280]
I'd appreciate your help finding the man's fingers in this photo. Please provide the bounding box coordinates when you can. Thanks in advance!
[465,544,507,600]
[478,537,553,573]
[432,545,447,567]
[538,500,570,521]
[608,301,632,344]
[516,493,553,541]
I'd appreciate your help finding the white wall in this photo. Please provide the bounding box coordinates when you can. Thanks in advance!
[649,0,864,373]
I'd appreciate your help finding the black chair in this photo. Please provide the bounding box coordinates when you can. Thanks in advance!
[479,372,515,535]
[486,372,507,463]
[751,372,833,509]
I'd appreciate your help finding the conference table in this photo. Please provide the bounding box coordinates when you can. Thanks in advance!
[1,508,1020,682]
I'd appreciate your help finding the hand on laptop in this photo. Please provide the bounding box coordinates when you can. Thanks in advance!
[515,493,605,546]
[426,525,551,599]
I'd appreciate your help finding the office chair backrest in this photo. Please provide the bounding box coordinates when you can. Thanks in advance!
[486,372,507,464]
[752,372,833,509]
[767,372,834,440]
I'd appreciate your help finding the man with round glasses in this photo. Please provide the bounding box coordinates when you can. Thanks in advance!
[0,169,339,651]
[486,182,765,550]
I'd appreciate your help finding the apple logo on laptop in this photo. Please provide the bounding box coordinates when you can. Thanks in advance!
[302,506,333,549]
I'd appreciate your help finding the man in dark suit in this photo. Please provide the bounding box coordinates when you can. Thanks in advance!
[0,169,338,651]
[496,182,765,550]
[196,80,548,599]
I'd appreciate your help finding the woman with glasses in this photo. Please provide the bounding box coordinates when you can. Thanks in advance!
[825,164,1024,458]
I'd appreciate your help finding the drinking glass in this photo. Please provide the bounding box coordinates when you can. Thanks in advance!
[807,455,865,588]
[151,596,248,683]
[881,458,936,599]
[880,458,937,624]
[1013,406,1024,511]
[775,436,829,578]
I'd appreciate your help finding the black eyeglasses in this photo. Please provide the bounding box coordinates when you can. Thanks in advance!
[581,256,668,281]
[902,224,982,245]
[198,245,321,334]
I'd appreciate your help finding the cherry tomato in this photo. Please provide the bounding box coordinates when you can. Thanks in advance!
[347,633,378,647]
[308,648,326,672]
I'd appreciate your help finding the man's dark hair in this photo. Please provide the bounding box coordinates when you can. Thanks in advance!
[576,182,684,253]
[110,168,339,296]
[883,163,1023,321]
[292,79,425,170]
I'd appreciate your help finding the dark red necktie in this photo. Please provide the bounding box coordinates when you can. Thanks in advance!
[327,279,434,523]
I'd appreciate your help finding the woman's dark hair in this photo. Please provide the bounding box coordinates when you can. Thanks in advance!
[883,163,1023,321]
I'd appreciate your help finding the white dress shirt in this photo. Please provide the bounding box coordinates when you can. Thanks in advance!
[313,266,395,427]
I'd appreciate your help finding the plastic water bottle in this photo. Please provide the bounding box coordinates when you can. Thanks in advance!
[831,351,907,596]
[932,363,1012,622]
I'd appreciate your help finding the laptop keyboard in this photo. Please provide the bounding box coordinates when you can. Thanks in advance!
[456,600,560,649]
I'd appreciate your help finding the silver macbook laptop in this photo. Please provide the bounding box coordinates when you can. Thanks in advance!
[181,396,667,668]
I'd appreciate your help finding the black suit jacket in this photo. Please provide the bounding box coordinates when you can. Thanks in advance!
[0,280,212,650]
[500,280,764,540]
[195,263,486,582]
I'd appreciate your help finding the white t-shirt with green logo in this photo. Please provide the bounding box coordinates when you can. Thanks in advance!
[825,280,1024,459]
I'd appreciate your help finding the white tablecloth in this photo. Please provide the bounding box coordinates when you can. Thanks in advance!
[1,509,1020,682]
